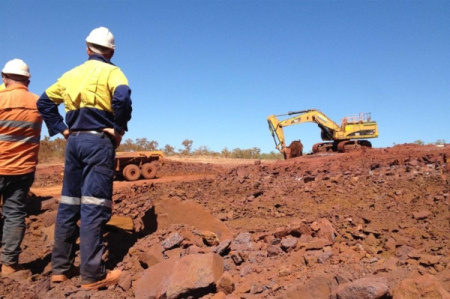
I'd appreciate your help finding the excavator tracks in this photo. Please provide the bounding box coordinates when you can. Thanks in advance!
[337,140,372,152]
[312,140,372,154]
[312,142,336,154]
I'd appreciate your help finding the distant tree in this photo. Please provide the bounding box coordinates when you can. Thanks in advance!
[180,139,193,155]
[435,139,446,145]
[39,136,66,162]
[261,151,283,160]
[221,147,231,158]
[414,140,424,145]
[117,138,158,151]
[230,148,242,158]
[135,138,158,151]
[117,138,135,151]
[193,145,211,156]
[38,136,284,162]
[164,144,175,156]
[250,147,261,158]
[230,148,261,159]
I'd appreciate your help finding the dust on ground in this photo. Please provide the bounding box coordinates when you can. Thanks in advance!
[0,144,449,298]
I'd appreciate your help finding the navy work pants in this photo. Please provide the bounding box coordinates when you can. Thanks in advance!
[51,132,115,284]
[0,172,35,265]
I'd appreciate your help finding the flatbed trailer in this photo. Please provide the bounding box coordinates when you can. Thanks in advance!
[114,151,164,181]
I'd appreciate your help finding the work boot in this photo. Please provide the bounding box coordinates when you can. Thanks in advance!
[50,265,79,283]
[51,274,68,283]
[81,269,122,290]
[1,264,24,276]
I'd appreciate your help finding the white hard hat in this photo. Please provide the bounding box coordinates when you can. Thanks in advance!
[86,27,116,50]
[2,59,31,78]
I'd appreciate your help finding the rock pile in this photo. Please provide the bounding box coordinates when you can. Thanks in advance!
[0,144,448,298]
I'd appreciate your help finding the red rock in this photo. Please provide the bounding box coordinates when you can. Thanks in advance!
[133,253,224,298]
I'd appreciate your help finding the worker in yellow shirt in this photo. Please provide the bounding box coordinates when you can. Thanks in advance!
[37,27,132,290]
[0,83,5,90]
[0,59,42,276]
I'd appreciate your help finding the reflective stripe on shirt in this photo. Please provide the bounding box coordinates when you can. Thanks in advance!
[0,119,42,130]
[0,133,40,144]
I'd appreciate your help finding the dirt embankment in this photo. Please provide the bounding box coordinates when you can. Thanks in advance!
[0,144,449,298]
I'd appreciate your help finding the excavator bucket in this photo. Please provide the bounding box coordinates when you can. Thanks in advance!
[284,140,303,159]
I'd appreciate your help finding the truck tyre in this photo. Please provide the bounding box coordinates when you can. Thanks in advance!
[123,164,140,181]
[141,163,157,179]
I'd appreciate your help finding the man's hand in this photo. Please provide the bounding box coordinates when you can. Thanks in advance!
[102,128,122,149]
[62,129,70,140]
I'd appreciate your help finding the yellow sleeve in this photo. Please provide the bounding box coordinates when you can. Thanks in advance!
[108,68,129,94]
[45,80,65,105]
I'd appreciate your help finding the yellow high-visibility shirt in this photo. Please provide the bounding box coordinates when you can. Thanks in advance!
[46,59,128,113]
[42,57,130,133]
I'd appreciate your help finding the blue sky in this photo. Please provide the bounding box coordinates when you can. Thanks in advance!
[2,0,449,154]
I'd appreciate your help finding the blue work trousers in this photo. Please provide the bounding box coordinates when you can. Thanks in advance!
[51,132,115,284]
[0,172,35,265]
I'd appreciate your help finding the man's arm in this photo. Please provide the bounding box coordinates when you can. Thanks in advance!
[112,84,132,135]
[37,92,68,137]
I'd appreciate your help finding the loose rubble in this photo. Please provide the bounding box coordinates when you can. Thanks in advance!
[0,143,449,299]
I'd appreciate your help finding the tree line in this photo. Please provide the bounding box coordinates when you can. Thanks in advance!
[38,137,283,162]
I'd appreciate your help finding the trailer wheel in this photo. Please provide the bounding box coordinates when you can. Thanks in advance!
[141,163,157,179]
[123,164,140,181]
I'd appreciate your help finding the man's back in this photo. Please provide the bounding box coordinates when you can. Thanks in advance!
[40,55,130,135]
[0,85,42,175]
[48,59,123,111]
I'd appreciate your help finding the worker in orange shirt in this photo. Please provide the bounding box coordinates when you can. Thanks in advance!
[0,59,42,276]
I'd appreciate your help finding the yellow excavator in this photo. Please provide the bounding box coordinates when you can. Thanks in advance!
[267,109,378,159]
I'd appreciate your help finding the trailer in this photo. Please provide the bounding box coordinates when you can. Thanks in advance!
[114,151,164,181]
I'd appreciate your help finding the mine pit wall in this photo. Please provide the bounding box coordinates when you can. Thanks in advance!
[19,145,449,298]
[102,147,449,298]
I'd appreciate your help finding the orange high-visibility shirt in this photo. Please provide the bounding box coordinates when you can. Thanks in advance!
[0,85,42,175]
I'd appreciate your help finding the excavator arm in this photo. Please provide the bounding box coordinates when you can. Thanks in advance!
[267,114,285,153]
[267,109,340,149]
[279,109,341,141]
[267,115,303,159]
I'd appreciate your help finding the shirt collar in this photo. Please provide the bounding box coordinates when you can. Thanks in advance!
[88,54,115,66]
[2,84,29,92]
